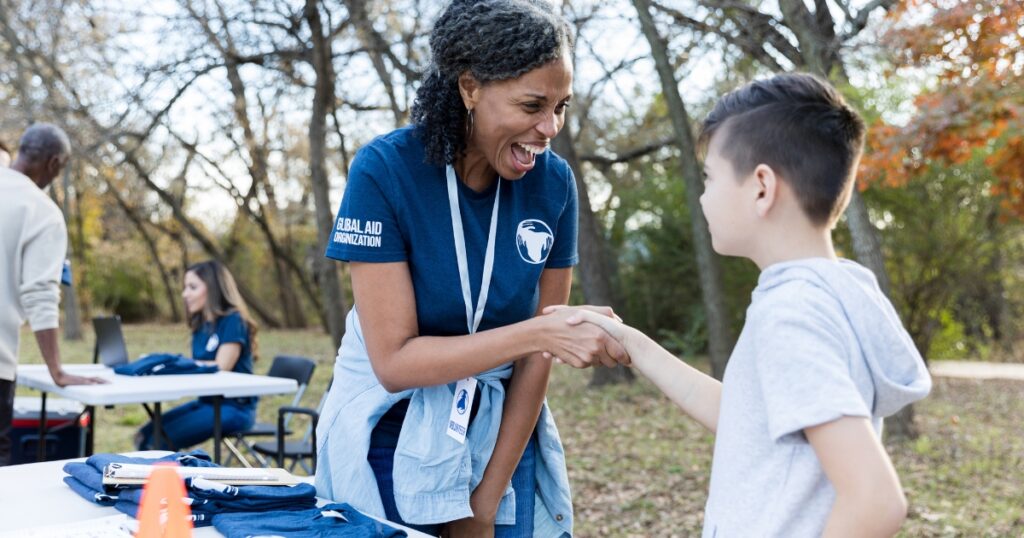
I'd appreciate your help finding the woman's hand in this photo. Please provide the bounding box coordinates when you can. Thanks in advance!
[440,493,497,538]
[440,515,495,538]
[534,305,631,368]
[544,305,631,342]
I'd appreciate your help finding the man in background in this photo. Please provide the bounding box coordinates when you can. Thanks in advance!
[0,123,105,466]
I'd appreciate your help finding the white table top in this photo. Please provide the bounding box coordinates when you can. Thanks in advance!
[0,453,433,537]
[16,364,297,405]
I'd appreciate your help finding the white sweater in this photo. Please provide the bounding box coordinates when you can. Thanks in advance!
[0,167,67,381]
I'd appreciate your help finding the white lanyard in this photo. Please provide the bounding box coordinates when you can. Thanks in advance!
[444,164,500,444]
[446,164,501,335]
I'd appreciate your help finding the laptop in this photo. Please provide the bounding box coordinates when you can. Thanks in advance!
[92,316,129,367]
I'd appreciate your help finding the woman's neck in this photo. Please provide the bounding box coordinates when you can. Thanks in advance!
[453,148,497,193]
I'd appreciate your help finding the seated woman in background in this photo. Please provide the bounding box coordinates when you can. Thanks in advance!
[135,260,259,450]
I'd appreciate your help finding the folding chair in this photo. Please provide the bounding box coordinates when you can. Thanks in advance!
[92,316,129,367]
[251,378,332,475]
[222,355,316,467]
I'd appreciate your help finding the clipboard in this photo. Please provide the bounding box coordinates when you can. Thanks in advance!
[102,463,301,486]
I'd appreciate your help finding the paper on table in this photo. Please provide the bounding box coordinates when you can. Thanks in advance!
[102,463,300,486]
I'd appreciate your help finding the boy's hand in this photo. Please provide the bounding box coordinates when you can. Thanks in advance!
[539,305,631,368]
[542,304,622,322]
[807,416,908,537]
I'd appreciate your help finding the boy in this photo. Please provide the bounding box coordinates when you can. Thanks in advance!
[551,73,931,537]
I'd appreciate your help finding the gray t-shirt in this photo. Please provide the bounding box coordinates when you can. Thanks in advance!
[702,259,931,537]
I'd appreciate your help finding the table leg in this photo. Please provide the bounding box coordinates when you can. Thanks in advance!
[153,402,163,450]
[36,392,48,462]
[213,396,222,465]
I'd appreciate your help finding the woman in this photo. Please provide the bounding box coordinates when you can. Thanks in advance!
[315,1,622,536]
[135,260,259,451]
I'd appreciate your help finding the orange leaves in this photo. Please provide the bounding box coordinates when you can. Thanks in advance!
[861,0,1024,215]
[988,135,1024,215]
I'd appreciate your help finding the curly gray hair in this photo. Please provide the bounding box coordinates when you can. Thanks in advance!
[18,123,71,163]
[411,0,574,166]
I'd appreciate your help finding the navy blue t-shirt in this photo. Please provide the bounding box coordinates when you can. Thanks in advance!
[191,311,253,374]
[325,125,579,337]
[193,311,255,407]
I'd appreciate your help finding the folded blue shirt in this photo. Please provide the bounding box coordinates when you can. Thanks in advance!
[64,450,317,527]
[113,500,214,528]
[63,476,119,505]
[63,450,215,496]
[114,353,219,376]
[213,503,407,538]
[63,450,216,507]
[116,479,317,515]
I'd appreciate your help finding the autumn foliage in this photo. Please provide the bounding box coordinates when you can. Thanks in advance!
[860,0,1024,214]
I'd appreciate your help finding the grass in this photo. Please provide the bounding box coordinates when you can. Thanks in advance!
[16,324,1024,536]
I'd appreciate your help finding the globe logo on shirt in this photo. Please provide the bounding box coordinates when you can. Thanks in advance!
[456,389,469,415]
[205,334,219,352]
[516,220,554,264]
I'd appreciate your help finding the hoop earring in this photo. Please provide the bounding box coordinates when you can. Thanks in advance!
[466,108,475,139]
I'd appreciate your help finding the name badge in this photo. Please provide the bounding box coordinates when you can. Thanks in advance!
[205,334,219,352]
[446,377,477,444]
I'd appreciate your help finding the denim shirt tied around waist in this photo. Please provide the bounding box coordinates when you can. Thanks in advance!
[314,308,573,537]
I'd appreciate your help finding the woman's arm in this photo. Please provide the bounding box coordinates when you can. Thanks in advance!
[351,262,620,392]
[446,268,574,535]
[210,342,242,372]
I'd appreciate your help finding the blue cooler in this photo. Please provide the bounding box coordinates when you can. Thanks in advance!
[10,396,87,463]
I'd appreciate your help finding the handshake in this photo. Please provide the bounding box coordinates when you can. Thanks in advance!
[534,305,636,369]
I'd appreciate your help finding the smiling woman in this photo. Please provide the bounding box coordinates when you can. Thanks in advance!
[135,260,260,451]
[313,1,626,537]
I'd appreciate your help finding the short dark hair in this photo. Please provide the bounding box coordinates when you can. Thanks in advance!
[699,73,866,226]
[18,123,72,163]
[412,0,574,166]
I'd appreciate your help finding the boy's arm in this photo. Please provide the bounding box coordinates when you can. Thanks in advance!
[558,307,722,432]
[806,417,908,537]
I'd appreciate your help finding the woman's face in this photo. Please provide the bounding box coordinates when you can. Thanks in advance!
[181,270,208,315]
[464,55,573,179]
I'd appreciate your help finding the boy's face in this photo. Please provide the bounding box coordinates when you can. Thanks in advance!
[699,131,759,257]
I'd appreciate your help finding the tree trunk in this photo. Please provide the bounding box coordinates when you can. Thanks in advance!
[60,165,83,340]
[844,189,892,295]
[306,0,348,350]
[886,405,916,439]
[345,0,405,125]
[106,181,183,322]
[634,0,734,379]
[552,120,634,386]
[984,207,1011,347]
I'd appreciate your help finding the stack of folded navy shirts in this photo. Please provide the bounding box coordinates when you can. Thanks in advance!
[113,353,219,376]
[213,502,408,538]
[62,450,317,528]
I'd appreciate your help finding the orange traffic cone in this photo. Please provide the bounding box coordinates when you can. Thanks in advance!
[135,464,193,538]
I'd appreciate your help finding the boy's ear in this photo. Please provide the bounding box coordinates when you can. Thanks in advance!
[753,164,779,218]
[458,71,481,110]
